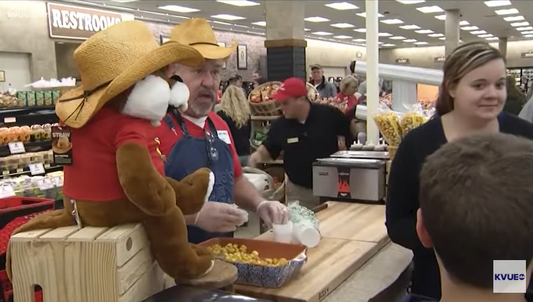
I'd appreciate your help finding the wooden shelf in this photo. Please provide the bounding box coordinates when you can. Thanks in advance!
[251,116,280,121]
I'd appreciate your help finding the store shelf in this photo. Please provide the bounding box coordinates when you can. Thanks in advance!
[1,164,62,178]
[0,106,57,127]
[0,141,51,157]
[251,116,280,121]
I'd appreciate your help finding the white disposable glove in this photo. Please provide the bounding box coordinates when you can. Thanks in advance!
[193,202,245,233]
[256,200,290,228]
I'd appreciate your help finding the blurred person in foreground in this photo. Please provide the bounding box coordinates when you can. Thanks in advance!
[386,41,533,301]
[217,85,251,167]
[157,18,289,244]
[402,132,533,302]
[248,77,352,209]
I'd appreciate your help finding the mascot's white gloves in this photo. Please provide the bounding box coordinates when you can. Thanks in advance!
[256,200,290,228]
[193,202,245,233]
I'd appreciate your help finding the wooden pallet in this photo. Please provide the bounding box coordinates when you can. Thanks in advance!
[10,224,169,302]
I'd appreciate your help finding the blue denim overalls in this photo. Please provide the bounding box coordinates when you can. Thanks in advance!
[163,110,235,244]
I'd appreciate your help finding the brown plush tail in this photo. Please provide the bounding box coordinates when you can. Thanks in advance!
[6,209,74,280]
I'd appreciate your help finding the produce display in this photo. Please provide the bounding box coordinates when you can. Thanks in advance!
[0,91,60,108]
[0,171,63,199]
[249,82,281,103]
[314,97,349,112]
[209,243,289,267]
[0,150,54,171]
[0,124,56,144]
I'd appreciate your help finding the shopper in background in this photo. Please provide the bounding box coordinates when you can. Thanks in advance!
[401,133,533,302]
[309,65,337,98]
[503,75,527,115]
[518,93,533,123]
[217,85,251,167]
[336,75,359,111]
[248,77,353,209]
[386,41,533,301]
[158,18,289,244]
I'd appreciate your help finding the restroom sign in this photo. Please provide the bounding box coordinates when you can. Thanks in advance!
[47,2,133,40]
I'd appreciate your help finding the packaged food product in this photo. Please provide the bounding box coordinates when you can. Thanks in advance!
[7,127,20,143]
[35,91,45,106]
[19,126,31,143]
[26,91,36,107]
[30,124,44,141]
[7,155,19,170]
[52,91,61,103]
[42,124,52,140]
[0,127,9,145]
[373,109,402,146]
[44,91,53,106]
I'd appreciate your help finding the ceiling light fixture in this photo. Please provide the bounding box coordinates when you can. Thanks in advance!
[158,5,199,13]
[313,31,333,36]
[524,35,533,38]
[517,26,533,31]
[353,38,366,42]
[435,15,446,20]
[390,36,406,40]
[428,33,444,37]
[305,28,311,31]
[400,24,421,30]
[495,8,519,15]
[470,30,487,34]
[415,29,434,34]
[396,0,425,4]
[486,37,499,40]
[460,21,470,26]
[414,41,429,45]
[211,14,245,20]
[110,0,139,2]
[382,43,396,47]
[213,21,232,25]
[305,16,330,22]
[484,0,511,7]
[354,28,367,32]
[439,37,446,40]
[378,32,393,37]
[381,19,404,24]
[325,2,359,10]
[334,35,353,39]
[522,31,533,34]
[216,0,259,6]
[478,34,494,38]
[511,22,530,27]
[356,12,384,18]
[404,39,417,42]
[504,16,525,21]
[331,23,355,28]
[416,6,443,13]
[251,21,266,26]
[461,26,479,30]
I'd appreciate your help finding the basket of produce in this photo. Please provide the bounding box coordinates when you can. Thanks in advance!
[200,237,307,288]
[306,83,319,101]
[248,81,283,116]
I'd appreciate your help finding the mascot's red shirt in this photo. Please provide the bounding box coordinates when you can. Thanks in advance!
[62,107,165,201]
[155,111,242,179]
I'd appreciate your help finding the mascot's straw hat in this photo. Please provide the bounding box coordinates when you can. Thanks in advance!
[56,20,204,129]
[170,18,237,60]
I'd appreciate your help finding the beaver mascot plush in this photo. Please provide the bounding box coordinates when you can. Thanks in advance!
[6,20,216,281]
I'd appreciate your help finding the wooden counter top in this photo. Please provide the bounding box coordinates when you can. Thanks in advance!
[234,201,390,302]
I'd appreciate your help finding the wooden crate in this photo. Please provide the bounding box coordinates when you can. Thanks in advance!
[10,224,170,302]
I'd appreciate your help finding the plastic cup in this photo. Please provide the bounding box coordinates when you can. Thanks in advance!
[293,224,321,248]
[272,221,293,243]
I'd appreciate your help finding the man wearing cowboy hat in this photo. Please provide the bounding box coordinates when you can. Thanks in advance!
[155,19,290,244]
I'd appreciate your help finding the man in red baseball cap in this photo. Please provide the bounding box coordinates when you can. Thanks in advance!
[273,77,310,120]
[248,77,353,209]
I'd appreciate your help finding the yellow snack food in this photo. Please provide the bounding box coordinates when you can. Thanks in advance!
[209,243,289,267]
[400,113,428,137]
[373,113,402,146]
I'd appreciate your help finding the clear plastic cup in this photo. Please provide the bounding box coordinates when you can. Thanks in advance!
[272,221,293,243]
[293,223,321,248]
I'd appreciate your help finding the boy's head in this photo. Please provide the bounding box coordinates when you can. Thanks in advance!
[417,133,533,289]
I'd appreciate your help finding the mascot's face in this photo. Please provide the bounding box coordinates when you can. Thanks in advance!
[121,70,189,126]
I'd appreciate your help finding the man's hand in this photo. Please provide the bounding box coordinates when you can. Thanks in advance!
[193,202,244,233]
[256,200,290,228]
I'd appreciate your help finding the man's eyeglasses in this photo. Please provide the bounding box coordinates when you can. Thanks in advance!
[205,130,219,165]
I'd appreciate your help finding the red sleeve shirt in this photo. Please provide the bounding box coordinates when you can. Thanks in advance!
[154,111,243,179]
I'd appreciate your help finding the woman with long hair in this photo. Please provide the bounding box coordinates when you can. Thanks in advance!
[217,85,252,167]
[386,41,533,302]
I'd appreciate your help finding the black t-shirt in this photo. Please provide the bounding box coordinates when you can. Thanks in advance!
[262,103,353,188]
[217,111,251,156]
[386,112,533,300]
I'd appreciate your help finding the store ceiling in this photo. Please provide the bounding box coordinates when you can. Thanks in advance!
[64,0,533,48]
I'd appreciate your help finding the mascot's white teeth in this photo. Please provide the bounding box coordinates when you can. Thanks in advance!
[169,81,190,111]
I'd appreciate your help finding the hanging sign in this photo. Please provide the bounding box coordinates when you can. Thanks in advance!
[522,52,533,59]
[46,2,133,40]
[434,56,446,62]
[396,58,410,64]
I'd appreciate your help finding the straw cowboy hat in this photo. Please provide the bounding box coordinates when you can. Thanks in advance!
[56,20,204,129]
[170,18,237,60]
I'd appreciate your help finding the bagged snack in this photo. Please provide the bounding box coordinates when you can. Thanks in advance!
[399,103,433,137]
[373,103,402,146]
